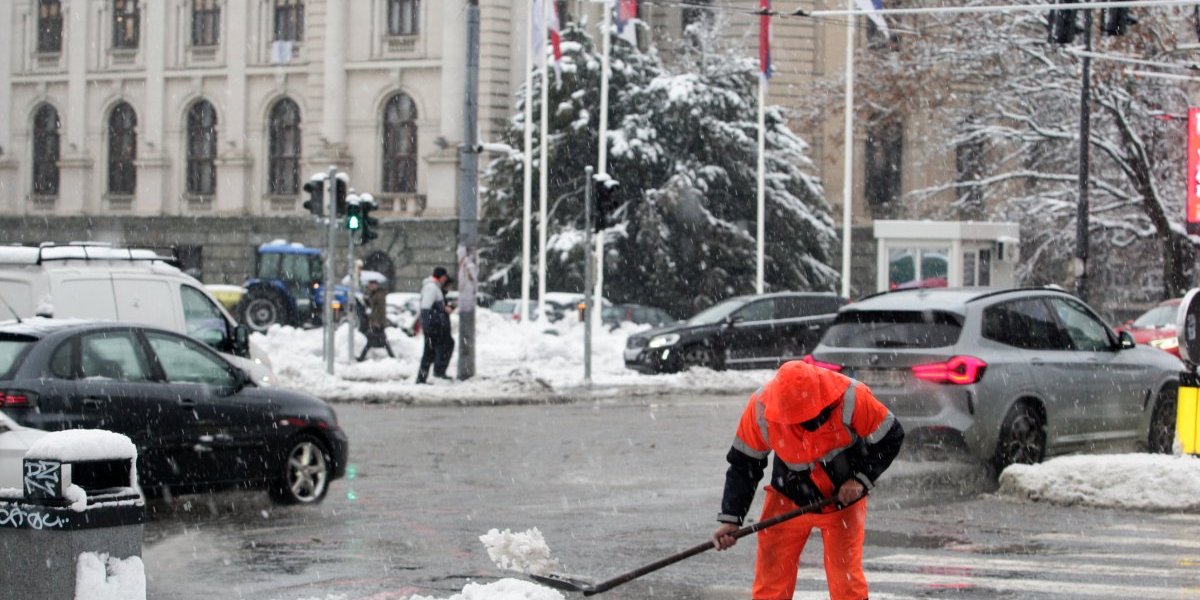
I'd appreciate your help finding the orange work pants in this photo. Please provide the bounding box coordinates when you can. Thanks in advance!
[752,486,868,600]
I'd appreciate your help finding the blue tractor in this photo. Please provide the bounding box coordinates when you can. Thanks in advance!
[236,242,359,332]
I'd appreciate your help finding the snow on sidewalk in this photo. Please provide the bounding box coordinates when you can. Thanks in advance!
[257,309,771,403]
[997,453,1200,511]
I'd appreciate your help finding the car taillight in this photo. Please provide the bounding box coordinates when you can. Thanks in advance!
[911,356,987,385]
[802,355,843,372]
[0,391,36,407]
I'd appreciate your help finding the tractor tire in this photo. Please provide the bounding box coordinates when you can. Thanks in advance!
[240,288,291,333]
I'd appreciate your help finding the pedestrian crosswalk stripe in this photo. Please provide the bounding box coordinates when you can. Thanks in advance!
[866,553,1178,578]
[793,567,1198,598]
[1037,532,1200,550]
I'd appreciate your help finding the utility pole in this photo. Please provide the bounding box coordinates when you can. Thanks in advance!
[323,165,337,375]
[346,194,358,364]
[1075,9,1093,302]
[457,0,481,380]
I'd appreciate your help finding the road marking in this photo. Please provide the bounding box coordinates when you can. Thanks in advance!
[866,553,1179,578]
[794,567,1199,598]
[1037,532,1200,550]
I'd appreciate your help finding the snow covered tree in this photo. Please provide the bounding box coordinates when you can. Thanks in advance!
[843,5,1196,302]
[480,22,839,316]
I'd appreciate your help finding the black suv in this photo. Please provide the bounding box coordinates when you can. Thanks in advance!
[624,292,846,373]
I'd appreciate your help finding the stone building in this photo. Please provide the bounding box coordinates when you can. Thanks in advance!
[0,0,955,295]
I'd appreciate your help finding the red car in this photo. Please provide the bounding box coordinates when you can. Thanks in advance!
[1118,298,1182,356]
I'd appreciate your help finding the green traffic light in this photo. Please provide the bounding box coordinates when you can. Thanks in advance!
[347,215,361,230]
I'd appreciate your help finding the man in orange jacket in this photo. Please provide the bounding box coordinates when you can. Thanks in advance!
[712,360,904,600]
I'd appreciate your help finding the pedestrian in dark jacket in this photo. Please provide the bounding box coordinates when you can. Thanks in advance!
[357,279,394,361]
[415,267,454,383]
[711,360,904,600]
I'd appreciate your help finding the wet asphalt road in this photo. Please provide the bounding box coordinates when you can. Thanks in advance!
[141,393,1200,599]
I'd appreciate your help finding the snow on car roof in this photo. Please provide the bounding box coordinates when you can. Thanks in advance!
[0,245,170,265]
[258,240,320,255]
[0,318,112,338]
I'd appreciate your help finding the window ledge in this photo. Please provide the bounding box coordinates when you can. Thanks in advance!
[104,194,134,210]
[187,45,220,62]
[30,195,57,209]
[385,35,419,53]
[185,194,214,209]
[35,52,62,67]
[110,48,139,64]
[375,193,425,215]
[266,195,297,211]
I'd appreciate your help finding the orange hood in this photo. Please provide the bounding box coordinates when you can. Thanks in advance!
[761,360,852,424]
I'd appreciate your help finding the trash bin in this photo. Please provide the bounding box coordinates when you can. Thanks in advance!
[0,430,145,600]
[1180,370,1199,456]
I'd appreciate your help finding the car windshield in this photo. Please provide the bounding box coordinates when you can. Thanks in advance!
[0,336,34,379]
[688,299,748,325]
[822,310,964,349]
[1132,305,1177,329]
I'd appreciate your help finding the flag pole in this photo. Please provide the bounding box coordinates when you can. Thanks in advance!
[594,0,612,332]
[840,0,856,299]
[756,73,766,295]
[521,0,535,325]
[755,1,769,295]
[537,0,550,319]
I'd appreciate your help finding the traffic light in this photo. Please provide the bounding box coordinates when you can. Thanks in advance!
[1048,0,1079,44]
[593,178,619,232]
[302,174,326,217]
[345,195,362,231]
[359,193,380,244]
[332,173,349,217]
[1103,5,1135,36]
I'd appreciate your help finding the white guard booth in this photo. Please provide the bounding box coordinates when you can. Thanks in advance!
[873,220,1020,293]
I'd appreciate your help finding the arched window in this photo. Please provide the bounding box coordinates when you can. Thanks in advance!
[268,98,301,195]
[32,105,60,196]
[186,100,218,196]
[108,102,137,195]
[381,93,417,194]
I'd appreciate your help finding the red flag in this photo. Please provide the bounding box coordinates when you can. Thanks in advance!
[759,0,772,79]
[548,1,563,77]
[1188,108,1200,235]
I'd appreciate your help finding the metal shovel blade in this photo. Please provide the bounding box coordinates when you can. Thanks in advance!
[529,573,597,594]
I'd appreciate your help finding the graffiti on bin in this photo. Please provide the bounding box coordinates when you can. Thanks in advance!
[0,505,69,530]
[23,460,62,499]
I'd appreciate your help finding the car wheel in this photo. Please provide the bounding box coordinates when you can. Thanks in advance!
[270,434,332,505]
[242,288,289,333]
[681,344,722,371]
[1148,385,1177,454]
[991,402,1045,473]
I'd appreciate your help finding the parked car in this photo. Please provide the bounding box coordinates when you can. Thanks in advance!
[0,319,348,504]
[490,299,539,321]
[624,292,847,373]
[0,243,272,386]
[1117,298,1182,357]
[806,287,1182,472]
[0,411,46,491]
[544,292,611,322]
[602,304,675,329]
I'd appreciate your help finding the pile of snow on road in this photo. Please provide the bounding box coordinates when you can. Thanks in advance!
[480,528,559,576]
[405,578,564,600]
[998,453,1200,511]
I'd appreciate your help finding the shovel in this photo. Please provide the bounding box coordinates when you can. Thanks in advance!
[530,496,837,596]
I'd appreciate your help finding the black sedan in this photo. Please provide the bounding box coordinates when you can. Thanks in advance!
[0,320,347,504]
[624,292,846,373]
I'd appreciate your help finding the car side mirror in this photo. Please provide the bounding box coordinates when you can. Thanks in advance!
[234,367,255,390]
[724,315,742,327]
[234,324,250,356]
[1118,330,1136,350]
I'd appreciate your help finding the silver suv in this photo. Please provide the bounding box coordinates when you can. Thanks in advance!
[807,288,1182,471]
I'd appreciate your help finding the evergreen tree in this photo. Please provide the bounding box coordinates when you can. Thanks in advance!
[481,23,838,317]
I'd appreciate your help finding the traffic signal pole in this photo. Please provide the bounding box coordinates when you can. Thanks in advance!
[584,166,594,385]
[347,205,357,364]
[457,0,480,380]
[1075,9,1093,303]
[324,166,337,375]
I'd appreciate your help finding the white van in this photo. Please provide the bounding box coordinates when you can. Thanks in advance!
[0,244,273,384]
